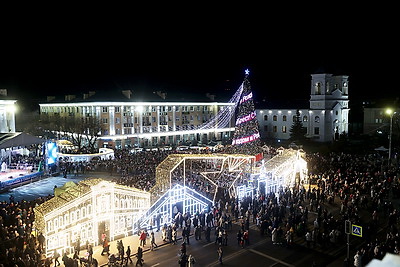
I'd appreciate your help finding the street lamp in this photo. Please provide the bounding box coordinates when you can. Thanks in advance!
[386,108,396,167]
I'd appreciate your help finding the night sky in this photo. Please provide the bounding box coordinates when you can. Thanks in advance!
[1,7,398,112]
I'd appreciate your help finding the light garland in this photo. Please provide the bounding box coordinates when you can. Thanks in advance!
[257,149,308,193]
[232,133,260,145]
[235,111,257,126]
[239,92,253,104]
[34,179,151,257]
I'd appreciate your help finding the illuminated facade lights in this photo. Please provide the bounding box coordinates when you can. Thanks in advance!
[34,179,150,257]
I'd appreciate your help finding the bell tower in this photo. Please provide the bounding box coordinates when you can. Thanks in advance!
[309,73,349,142]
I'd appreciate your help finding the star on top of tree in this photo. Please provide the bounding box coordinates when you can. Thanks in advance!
[245,69,250,75]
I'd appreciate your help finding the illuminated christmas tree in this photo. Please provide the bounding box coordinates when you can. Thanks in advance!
[231,69,262,156]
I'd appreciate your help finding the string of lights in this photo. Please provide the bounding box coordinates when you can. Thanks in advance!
[197,83,243,130]
[231,69,262,155]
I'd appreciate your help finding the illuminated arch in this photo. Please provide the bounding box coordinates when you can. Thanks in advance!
[150,153,255,203]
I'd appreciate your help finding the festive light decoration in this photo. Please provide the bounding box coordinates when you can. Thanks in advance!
[139,184,213,230]
[236,111,257,125]
[149,153,255,203]
[231,69,262,155]
[232,132,260,145]
[256,148,308,195]
[34,179,150,257]
[239,92,253,104]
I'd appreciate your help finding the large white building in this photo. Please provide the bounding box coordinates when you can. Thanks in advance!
[257,73,349,142]
[0,89,16,133]
[39,90,235,148]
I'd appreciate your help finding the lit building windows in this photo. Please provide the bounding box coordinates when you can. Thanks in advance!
[282,126,287,133]
[273,115,277,121]
[315,82,322,95]
[315,116,320,123]
[303,116,308,122]
[283,115,287,121]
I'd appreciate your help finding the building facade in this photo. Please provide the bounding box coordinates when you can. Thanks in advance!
[257,73,349,142]
[0,89,16,133]
[34,179,151,257]
[39,90,235,148]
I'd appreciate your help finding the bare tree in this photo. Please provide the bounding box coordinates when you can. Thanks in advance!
[37,115,102,153]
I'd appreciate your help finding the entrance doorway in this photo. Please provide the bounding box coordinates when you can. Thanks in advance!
[98,220,110,244]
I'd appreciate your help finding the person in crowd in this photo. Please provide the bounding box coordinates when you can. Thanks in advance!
[135,246,144,267]
[217,246,223,265]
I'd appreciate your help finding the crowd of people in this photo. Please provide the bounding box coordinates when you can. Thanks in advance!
[0,142,399,266]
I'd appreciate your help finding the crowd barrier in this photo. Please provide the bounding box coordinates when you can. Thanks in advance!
[0,171,45,191]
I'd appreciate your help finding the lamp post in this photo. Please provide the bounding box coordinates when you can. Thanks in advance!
[386,109,396,167]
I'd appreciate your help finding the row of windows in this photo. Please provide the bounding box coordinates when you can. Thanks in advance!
[264,125,287,133]
[46,197,147,232]
[47,205,92,232]
[102,115,212,125]
[314,82,348,95]
[103,106,212,113]
[263,115,322,123]
[41,106,217,117]
[263,125,320,135]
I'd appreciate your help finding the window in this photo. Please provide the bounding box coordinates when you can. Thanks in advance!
[315,116,320,123]
[273,126,277,132]
[115,106,120,113]
[314,127,320,135]
[115,117,120,124]
[102,107,108,113]
[303,116,308,122]
[264,115,268,121]
[102,118,108,124]
[315,82,322,95]
[282,126,287,133]
[293,116,296,122]
[283,115,287,121]
[273,115,277,121]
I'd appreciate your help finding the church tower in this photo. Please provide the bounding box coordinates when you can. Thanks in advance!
[309,73,349,142]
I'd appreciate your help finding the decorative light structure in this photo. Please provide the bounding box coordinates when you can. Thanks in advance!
[34,179,150,257]
[231,69,262,156]
[149,153,255,204]
[139,184,213,230]
[256,148,308,195]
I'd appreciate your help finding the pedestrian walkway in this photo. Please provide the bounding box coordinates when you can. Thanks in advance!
[57,228,171,267]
